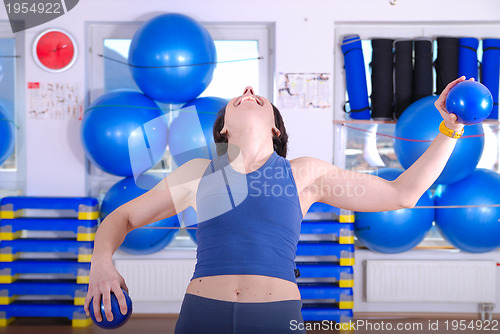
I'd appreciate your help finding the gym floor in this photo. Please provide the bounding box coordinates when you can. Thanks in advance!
[1,314,498,334]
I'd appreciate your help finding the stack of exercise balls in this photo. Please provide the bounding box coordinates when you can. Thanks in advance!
[81,13,224,253]
[355,80,500,254]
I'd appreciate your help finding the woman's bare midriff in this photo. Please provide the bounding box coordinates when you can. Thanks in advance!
[186,274,301,302]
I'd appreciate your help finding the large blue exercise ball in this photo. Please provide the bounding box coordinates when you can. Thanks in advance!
[394,95,484,185]
[101,175,180,255]
[354,168,434,253]
[129,13,217,104]
[168,97,228,166]
[81,90,168,177]
[434,169,500,253]
[0,105,14,166]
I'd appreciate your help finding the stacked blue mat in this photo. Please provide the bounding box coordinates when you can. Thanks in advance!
[297,202,354,327]
[0,197,98,327]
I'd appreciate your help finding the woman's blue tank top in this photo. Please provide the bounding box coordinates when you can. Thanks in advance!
[191,151,303,283]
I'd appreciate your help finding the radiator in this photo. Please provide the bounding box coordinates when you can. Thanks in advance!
[114,259,196,302]
[366,260,497,303]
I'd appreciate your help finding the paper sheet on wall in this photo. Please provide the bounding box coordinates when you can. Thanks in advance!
[27,82,83,120]
[277,73,332,109]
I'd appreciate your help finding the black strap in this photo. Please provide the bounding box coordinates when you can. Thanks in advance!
[459,45,477,52]
[483,47,500,51]
[342,47,362,56]
[346,105,370,113]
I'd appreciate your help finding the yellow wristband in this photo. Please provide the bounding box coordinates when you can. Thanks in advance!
[439,121,464,139]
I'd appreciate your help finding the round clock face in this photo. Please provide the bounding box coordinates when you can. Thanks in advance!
[33,29,78,72]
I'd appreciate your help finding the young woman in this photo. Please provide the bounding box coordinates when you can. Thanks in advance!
[84,77,468,334]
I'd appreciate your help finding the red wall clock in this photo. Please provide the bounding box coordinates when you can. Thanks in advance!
[33,29,78,72]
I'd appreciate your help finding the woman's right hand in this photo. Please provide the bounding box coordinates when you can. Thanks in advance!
[84,257,129,322]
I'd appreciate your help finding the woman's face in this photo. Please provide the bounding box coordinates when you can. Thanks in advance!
[222,86,276,137]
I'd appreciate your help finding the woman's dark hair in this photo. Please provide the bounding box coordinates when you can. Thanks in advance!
[212,103,289,158]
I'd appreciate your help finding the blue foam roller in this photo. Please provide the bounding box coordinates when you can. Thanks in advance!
[481,38,500,119]
[341,35,370,119]
[458,38,479,80]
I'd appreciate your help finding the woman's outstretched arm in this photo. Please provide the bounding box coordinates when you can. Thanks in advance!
[84,158,210,322]
[293,77,468,213]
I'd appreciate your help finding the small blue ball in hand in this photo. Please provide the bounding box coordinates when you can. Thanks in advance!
[446,80,493,125]
[90,288,133,329]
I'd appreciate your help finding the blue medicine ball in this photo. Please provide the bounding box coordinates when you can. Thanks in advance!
[129,13,217,104]
[81,90,168,177]
[446,81,493,125]
[434,169,500,253]
[354,168,434,253]
[168,96,228,166]
[0,105,14,166]
[90,288,132,329]
[100,175,180,255]
[394,95,484,185]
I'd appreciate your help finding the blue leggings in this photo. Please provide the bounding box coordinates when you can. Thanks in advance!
[175,293,306,334]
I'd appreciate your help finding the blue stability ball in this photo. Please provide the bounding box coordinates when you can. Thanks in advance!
[446,81,493,125]
[168,97,228,166]
[81,90,168,177]
[182,206,198,243]
[354,168,434,254]
[394,95,484,185]
[90,288,133,329]
[100,175,180,255]
[129,13,217,104]
[434,169,500,253]
[0,105,14,166]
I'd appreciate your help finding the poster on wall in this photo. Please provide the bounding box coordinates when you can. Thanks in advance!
[27,82,83,120]
[277,72,332,109]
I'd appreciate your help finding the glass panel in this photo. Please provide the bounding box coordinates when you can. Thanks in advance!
[103,39,260,99]
[200,40,260,98]
[0,38,16,171]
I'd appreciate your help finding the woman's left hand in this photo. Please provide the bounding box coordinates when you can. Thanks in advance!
[434,76,469,132]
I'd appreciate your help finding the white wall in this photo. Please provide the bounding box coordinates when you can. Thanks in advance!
[1,0,500,315]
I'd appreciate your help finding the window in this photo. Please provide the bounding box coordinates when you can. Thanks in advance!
[86,21,274,199]
[0,23,25,194]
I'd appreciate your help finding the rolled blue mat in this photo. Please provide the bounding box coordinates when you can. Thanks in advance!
[341,35,370,119]
[481,38,500,119]
[458,37,479,80]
